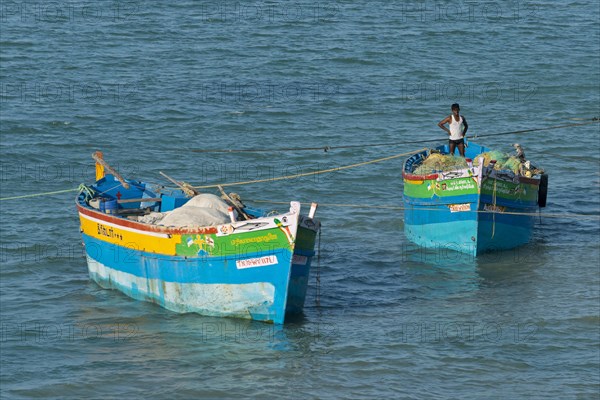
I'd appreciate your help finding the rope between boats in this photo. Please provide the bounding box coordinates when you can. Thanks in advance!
[0,148,423,201]
[190,148,424,190]
[190,118,600,153]
[248,200,600,221]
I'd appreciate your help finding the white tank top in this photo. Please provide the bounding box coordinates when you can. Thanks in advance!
[449,115,464,140]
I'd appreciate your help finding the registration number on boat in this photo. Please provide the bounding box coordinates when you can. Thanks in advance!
[236,255,278,269]
[448,203,471,212]
[483,204,506,212]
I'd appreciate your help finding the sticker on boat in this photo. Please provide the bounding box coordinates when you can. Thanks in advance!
[440,171,467,179]
[448,203,471,212]
[236,255,278,269]
[483,204,506,212]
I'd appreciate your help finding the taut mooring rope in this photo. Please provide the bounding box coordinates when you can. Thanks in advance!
[190,149,424,190]
[0,148,424,201]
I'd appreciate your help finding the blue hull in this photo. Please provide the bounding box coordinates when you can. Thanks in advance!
[83,234,314,324]
[404,201,537,256]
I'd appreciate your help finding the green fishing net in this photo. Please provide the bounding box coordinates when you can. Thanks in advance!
[472,151,521,174]
[413,150,529,175]
[413,153,468,174]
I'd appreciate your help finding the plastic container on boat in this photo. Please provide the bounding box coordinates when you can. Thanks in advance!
[100,198,118,214]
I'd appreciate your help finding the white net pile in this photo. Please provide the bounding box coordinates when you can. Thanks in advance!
[136,193,231,228]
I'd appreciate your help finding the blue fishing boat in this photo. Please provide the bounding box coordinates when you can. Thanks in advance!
[76,153,320,324]
[402,142,548,256]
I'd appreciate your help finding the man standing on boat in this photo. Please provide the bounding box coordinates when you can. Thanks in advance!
[438,103,468,157]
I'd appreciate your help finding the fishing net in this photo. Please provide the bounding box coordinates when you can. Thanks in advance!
[159,194,231,227]
[159,206,230,227]
[413,153,468,174]
[498,157,522,174]
[135,194,232,227]
[471,151,521,174]
[184,193,231,215]
[137,212,167,225]
[471,150,506,167]
[414,149,536,176]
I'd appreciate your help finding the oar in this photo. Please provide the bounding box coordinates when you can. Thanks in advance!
[217,185,250,220]
[159,171,198,197]
[92,152,130,189]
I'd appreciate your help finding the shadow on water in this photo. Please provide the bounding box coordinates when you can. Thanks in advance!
[399,240,549,298]
[475,242,549,287]
[64,289,337,361]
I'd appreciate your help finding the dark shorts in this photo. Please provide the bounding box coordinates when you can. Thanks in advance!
[449,138,464,145]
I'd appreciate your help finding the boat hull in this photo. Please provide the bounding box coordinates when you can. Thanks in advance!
[404,202,479,255]
[78,200,318,324]
[285,225,318,314]
[404,202,537,256]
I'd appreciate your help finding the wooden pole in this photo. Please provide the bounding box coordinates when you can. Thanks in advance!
[159,171,198,197]
[92,152,130,189]
[94,151,105,181]
[218,185,250,220]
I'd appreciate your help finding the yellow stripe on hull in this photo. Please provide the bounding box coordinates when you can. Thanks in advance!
[79,214,178,255]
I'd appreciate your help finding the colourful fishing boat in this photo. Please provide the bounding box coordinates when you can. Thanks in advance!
[76,153,320,324]
[402,142,548,256]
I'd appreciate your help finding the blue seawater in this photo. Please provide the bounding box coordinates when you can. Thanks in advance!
[1,1,598,398]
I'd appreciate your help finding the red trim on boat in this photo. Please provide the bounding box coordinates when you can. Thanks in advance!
[518,176,541,185]
[76,203,219,235]
[402,171,439,181]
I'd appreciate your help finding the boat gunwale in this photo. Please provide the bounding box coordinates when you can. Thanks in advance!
[402,170,439,181]
[76,197,308,236]
[403,169,542,186]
